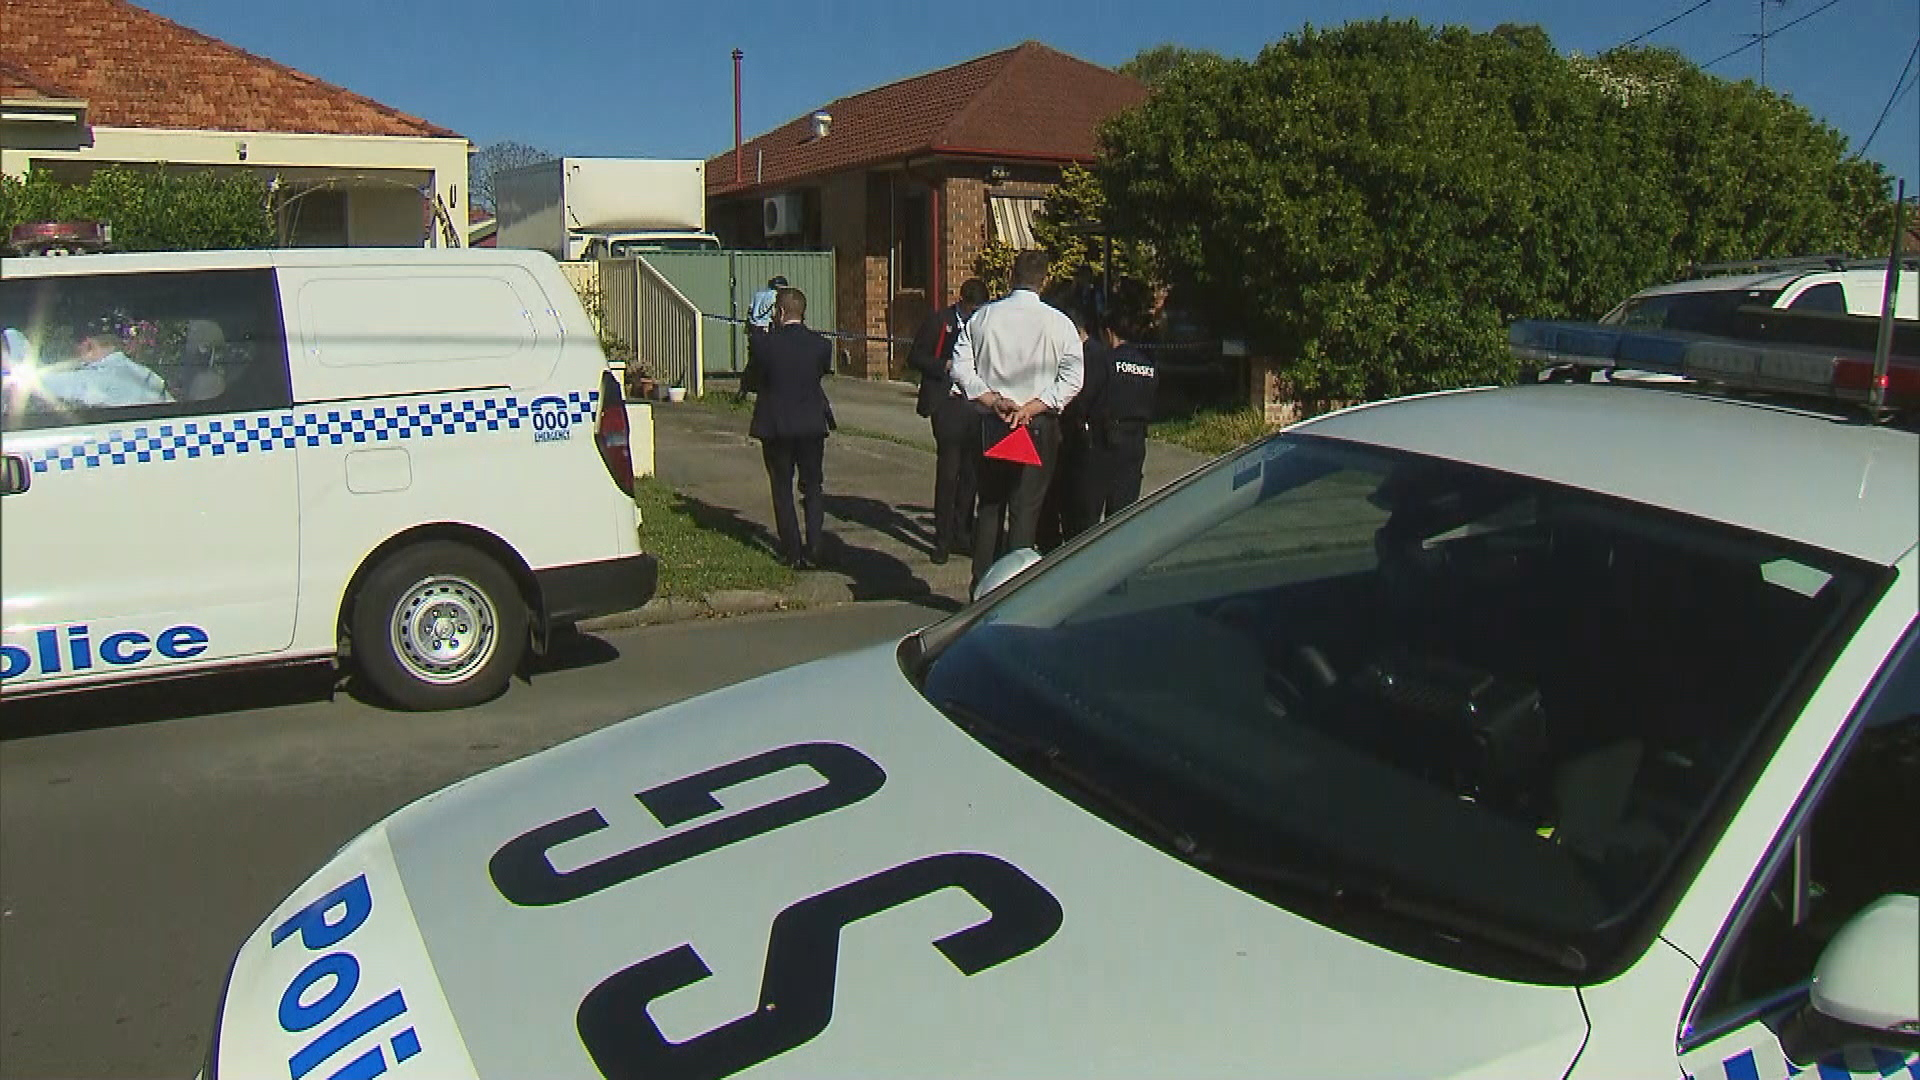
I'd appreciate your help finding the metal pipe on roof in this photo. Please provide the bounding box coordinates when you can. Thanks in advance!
[732,49,744,186]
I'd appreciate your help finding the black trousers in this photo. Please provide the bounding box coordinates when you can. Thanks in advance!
[971,413,1062,586]
[929,395,981,555]
[1074,426,1148,530]
[1039,421,1089,552]
[761,435,826,562]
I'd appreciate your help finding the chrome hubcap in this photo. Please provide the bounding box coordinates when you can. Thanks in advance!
[390,575,497,685]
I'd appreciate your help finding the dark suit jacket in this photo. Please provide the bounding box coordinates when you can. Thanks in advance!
[908,303,967,418]
[745,321,834,440]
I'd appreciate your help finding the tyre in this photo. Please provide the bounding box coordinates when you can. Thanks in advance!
[350,541,529,710]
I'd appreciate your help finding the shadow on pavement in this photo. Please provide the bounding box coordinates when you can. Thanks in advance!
[0,663,344,739]
[664,486,947,607]
[825,493,938,557]
[1,633,627,739]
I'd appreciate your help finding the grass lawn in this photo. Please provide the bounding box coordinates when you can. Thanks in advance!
[1149,407,1277,456]
[634,476,795,599]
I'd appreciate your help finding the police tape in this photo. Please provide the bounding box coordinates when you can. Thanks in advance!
[700,312,914,347]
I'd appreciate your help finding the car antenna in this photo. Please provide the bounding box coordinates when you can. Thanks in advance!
[1868,180,1909,421]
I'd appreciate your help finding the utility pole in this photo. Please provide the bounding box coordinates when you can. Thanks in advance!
[1756,0,1789,88]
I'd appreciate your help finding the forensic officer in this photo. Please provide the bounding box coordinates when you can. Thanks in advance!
[1067,279,1157,537]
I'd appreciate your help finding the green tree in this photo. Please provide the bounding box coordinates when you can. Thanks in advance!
[1031,163,1155,290]
[0,166,274,251]
[972,165,1157,298]
[1118,43,1226,87]
[1096,19,1891,402]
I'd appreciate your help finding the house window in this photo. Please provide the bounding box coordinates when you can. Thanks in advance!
[899,190,930,291]
[990,195,1045,250]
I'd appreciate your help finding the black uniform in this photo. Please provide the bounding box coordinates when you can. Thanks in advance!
[1069,340,1157,535]
[1039,334,1107,551]
[907,303,979,560]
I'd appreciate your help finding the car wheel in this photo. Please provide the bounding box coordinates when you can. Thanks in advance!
[351,541,528,710]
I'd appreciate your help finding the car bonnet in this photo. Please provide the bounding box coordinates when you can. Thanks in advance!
[213,643,1590,1080]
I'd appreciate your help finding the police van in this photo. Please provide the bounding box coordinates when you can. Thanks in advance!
[0,248,655,710]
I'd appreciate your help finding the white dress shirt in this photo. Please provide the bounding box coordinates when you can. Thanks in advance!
[948,287,1084,412]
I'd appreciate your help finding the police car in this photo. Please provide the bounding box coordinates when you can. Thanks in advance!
[203,317,1918,1079]
[1,248,655,711]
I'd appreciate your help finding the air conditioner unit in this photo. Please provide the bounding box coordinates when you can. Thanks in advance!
[764,194,804,237]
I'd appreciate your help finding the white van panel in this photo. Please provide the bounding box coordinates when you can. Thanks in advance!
[1,413,301,689]
[282,266,565,401]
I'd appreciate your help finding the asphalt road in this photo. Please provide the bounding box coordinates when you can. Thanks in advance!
[0,601,944,1080]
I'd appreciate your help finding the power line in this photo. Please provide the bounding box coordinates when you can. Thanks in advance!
[1703,0,1844,69]
[1855,39,1920,158]
[1616,0,1717,49]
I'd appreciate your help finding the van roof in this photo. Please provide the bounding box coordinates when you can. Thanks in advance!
[0,247,562,278]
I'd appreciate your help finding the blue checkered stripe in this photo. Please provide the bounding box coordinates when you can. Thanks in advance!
[1691,1047,1920,1080]
[25,390,598,474]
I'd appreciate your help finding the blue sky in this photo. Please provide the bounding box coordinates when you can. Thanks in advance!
[145,0,1919,191]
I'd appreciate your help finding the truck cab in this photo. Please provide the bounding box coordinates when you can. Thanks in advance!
[580,232,722,260]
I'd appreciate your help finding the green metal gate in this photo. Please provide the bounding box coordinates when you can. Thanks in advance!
[640,250,836,374]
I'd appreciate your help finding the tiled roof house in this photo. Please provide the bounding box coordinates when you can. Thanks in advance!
[1,0,471,246]
[707,42,1149,377]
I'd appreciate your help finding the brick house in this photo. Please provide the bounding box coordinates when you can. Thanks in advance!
[706,41,1148,377]
[1,0,470,247]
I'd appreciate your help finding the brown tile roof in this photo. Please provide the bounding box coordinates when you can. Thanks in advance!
[0,58,71,99]
[0,0,461,139]
[708,41,1147,196]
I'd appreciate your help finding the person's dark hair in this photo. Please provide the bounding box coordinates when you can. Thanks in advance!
[1104,278,1155,342]
[769,275,788,288]
[775,286,807,321]
[958,277,989,306]
[1040,282,1088,333]
[1011,249,1051,290]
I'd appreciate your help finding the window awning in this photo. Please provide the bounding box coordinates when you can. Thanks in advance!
[989,195,1045,250]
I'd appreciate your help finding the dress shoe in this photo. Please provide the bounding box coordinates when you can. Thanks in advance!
[930,549,950,565]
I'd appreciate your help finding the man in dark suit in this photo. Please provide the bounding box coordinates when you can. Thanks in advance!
[743,287,835,569]
[907,277,989,564]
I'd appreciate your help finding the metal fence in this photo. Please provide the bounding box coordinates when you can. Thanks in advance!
[595,257,703,397]
[639,250,837,374]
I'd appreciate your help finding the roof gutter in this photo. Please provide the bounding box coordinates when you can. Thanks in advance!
[926,144,1094,166]
[709,143,1097,200]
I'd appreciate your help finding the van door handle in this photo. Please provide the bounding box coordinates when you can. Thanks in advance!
[2,454,29,495]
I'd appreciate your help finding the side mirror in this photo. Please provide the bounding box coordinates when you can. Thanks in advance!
[972,548,1042,602]
[1781,894,1920,1067]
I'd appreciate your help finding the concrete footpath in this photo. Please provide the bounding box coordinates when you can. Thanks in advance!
[585,377,1213,627]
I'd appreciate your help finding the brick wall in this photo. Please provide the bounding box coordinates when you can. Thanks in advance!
[820,172,867,376]
[943,174,988,305]
[818,161,1071,379]
[940,163,1063,303]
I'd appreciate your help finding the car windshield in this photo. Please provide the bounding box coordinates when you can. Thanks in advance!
[1601,286,1784,333]
[911,435,1876,982]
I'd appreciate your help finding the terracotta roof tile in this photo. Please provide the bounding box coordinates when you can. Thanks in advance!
[0,0,461,139]
[709,41,1147,195]
[0,57,70,98]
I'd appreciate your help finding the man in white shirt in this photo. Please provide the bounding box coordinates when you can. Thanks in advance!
[948,249,1084,586]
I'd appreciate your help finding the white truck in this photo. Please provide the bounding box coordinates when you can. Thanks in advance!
[492,157,721,262]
